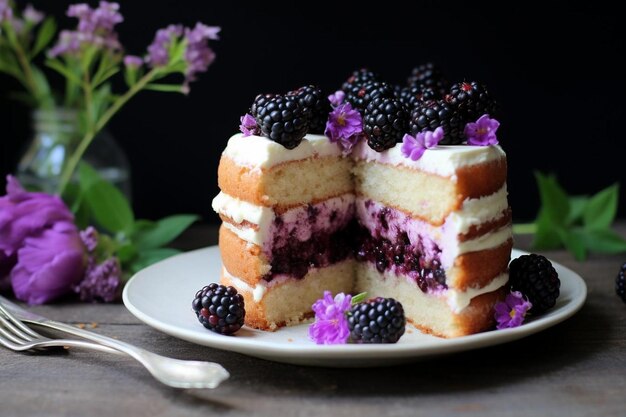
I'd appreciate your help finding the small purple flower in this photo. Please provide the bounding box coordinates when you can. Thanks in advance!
[401,127,444,161]
[308,291,352,344]
[74,257,120,303]
[123,55,143,68]
[0,0,13,24]
[494,291,533,330]
[183,22,220,87]
[464,114,500,146]
[328,90,345,107]
[80,226,99,253]
[11,221,86,305]
[239,113,258,137]
[324,102,363,151]
[146,24,184,67]
[0,176,74,259]
[23,4,44,24]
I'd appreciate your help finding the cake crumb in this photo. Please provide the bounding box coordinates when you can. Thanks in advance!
[407,329,413,334]
[90,322,98,328]
[287,338,294,342]
[76,323,86,329]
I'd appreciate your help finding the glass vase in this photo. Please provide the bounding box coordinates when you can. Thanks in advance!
[16,108,131,198]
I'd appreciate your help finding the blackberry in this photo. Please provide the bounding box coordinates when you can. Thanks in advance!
[288,85,330,134]
[192,283,245,335]
[445,81,497,120]
[409,100,465,145]
[616,263,626,303]
[363,96,409,152]
[348,297,406,343]
[407,62,448,96]
[250,93,275,118]
[345,81,395,114]
[509,254,560,314]
[255,95,309,149]
[397,85,438,111]
[341,68,381,93]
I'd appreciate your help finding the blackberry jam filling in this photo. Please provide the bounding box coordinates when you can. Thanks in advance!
[264,223,355,281]
[355,225,447,293]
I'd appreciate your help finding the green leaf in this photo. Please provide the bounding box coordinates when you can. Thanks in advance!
[581,229,626,254]
[583,183,619,231]
[532,211,564,250]
[129,248,181,274]
[351,292,368,305]
[46,59,83,85]
[566,196,588,226]
[31,17,57,57]
[79,164,134,234]
[557,228,587,261]
[117,243,138,263]
[144,83,186,93]
[534,172,570,226]
[133,214,199,250]
[123,65,138,87]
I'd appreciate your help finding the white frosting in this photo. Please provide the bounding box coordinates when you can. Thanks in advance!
[447,186,509,235]
[222,133,343,170]
[445,272,509,313]
[352,141,505,180]
[223,268,266,302]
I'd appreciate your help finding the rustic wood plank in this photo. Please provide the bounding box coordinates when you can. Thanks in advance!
[1,225,625,417]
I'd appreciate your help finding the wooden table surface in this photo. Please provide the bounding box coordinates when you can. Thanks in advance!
[1,225,625,417]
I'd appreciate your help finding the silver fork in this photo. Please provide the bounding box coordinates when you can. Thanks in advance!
[0,296,229,389]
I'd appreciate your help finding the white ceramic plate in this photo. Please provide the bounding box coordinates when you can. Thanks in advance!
[123,247,586,367]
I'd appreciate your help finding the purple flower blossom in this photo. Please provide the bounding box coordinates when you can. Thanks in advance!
[401,127,444,161]
[494,291,532,329]
[123,55,143,68]
[328,90,345,107]
[146,24,184,67]
[324,102,363,152]
[49,2,122,57]
[0,0,12,24]
[11,221,86,305]
[239,113,258,137]
[80,226,98,253]
[23,4,44,24]
[183,23,220,87]
[0,176,74,259]
[74,257,120,302]
[464,114,500,146]
[308,291,352,344]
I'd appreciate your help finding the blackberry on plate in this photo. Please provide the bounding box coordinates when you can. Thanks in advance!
[409,99,465,145]
[345,81,395,114]
[255,95,309,149]
[407,62,448,96]
[509,254,560,314]
[363,96,409,152]
[341,68,381,93]
[250,93,275,118]
[616,262,626,303]
[445,81,497,120]
[192,283,245,335]
[397,85,438,111]
[288,85,330,134]
[347,297,406,343]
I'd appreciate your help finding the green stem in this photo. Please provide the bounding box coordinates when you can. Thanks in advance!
[5,26,39,99]
[57,68,161,195]
[513,223,537,235]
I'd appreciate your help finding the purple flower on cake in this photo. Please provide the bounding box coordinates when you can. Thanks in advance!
[328,90,345,107]
[401,127,444,161]
[239,113,258,137]
[309,291,352,344]
[325,102,363,152]
[494,291,532,329]
[123,55,143,68]
[464,114,500,146]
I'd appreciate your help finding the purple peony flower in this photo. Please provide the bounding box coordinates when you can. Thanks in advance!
[494,291,533,330]
[123,55,143,68]
[74,257,120,302]
[239,113,258,137]
[308,291,352,344]
[464,114,500,146]
[328,90,345,107]
[49,1,122,57]
[146,24,184,67]
[325,102,363,152]
[183,22,220,88]
[11,221,86,304]
[23,4,44,24]
[0,176,74,258]
[401,126,444,161]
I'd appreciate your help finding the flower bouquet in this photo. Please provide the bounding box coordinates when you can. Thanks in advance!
[0,1,219,304]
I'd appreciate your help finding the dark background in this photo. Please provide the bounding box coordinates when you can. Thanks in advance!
[1,1,624,223]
